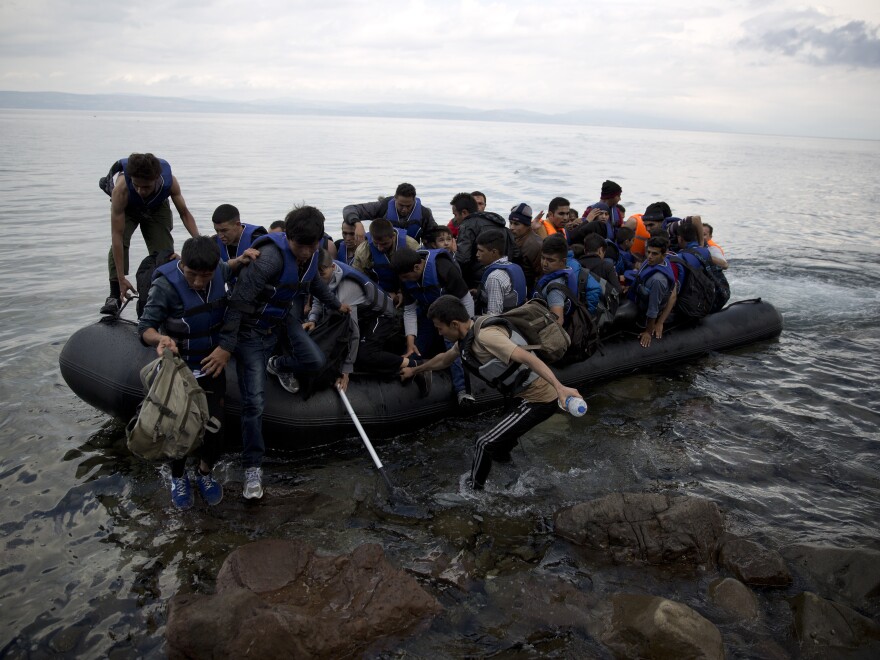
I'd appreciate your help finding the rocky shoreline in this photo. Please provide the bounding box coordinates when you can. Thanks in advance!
[167,492,880,658]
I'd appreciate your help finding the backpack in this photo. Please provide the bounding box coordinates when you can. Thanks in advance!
[683,247,731,313]
[493,298,570,364]
[668,255,716,320]
[298,310,355,400]
[594,275,620,333]
[135,249,176,318]
[98,160,124,197]
[125,350,221,460]
[545,270,600,362]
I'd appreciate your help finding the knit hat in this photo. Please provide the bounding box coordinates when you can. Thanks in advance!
[509,203,533,225]
[601,180,622,199]
[643,201,672,221]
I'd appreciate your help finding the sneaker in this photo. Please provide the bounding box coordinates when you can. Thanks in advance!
[457,391,476,408]
[243,466,264,500]
[195,470,223,506]
[170,474,193,509]
[99,296,120,316]
[414,370,432,397]
[266,356,300,394]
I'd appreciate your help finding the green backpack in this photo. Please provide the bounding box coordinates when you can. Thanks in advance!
[125,350,221,460]
[494,298,571,364]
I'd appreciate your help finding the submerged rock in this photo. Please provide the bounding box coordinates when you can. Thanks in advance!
[708,577,760,621]
[790,591,880,658]
[602,593,724,660]
[782,544,880,613]
[553,492,724,565]
[166,539,441,659]
[718,536,792,587]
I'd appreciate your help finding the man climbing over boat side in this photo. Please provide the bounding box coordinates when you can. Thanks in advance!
[138,235,256,509]
[400,295,584,491]
[201,206,350,501]
[342,182,438,242]
[101,153,200,315]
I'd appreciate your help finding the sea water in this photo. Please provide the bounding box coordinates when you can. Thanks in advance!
[0,109,879,656]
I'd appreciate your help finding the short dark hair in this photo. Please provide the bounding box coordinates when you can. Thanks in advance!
[369,218,395,240]
[703,223,714,237]
[471,190,486,201]
[317,248,334,269]
[647,236,669,252]
[180,236,220,272]
[427,294,470,324]
[450,192,478,215]
[542,235,568,260]
[284,205,326,245]
[644,201,672,221]
[269,220,286,231]
[567,220,605,246]
[389,247,424,275]
[212,203,240,225]
[395,182,417,198]
[680,223,700,243]
[583,233,605,254]
[476,229,507,255]
[422,225,451,246]
[126,153,162,180]
[616,226,635,243]
[549,197,570,213]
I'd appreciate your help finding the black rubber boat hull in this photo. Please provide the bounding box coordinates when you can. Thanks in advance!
[59,299,783,446]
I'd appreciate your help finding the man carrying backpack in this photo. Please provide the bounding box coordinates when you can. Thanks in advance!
[400,295,584,491]
[138,235,255,509]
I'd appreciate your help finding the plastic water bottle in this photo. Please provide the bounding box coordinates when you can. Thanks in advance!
[560,395,588,417]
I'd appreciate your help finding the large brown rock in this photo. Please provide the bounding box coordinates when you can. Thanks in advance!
[553,492,724,565]
[166,539,441,659]
[782,545,880,612]
[790,591,880,658]
[602,594,724,659]
[708,577,760,621]
[718,536,792,587]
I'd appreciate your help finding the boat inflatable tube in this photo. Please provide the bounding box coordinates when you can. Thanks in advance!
[59,299,783,447]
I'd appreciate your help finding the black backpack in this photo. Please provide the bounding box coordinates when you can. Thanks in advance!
[683,247,730,313]
[545,270,600,363]
[135,249,175,318]
[668,255,716,320]
[298,311,354,400]
[98,160,124,197]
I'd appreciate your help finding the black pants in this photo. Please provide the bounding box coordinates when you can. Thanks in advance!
[471,398,559,487]
[355,313,404,376]
[170,373,226,478]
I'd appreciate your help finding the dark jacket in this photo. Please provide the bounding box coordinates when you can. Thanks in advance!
[578,254,621,293]
[455,211,519,288]
[342,196,437,239]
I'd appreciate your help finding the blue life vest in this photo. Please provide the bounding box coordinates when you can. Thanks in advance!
[386,197,424,240]
[629,258,678,303]
[402,249,454,308]
[477,261,527,314]
[250,233,319,329]
[535,268,602,315]
[120,157,173,210]
[337,232,370,266]
[216,223,264,263]
[368,229,407,292]
[334,260,396,317]
[153,260,227,370]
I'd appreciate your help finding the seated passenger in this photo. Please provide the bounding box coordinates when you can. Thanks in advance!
[508,203,542,294]
[336,221,366,266]
[630,236,678,348]
[534,235,601,323]
[390,247,476,407]
[702,223,728,269]
[579,233,621,294]
[269,220,286,233]
[474,229,527,316]
[306,250,429,394]
[351,218,420,294]
[452,192,518,288]
[583,180,625,232]
[343,182,438,242]
[423,224,456,254]
[137,236,240,509]
[533,196,571,240]
[614,226,637,272]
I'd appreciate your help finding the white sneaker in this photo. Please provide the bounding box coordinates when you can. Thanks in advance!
[243,466,264,500]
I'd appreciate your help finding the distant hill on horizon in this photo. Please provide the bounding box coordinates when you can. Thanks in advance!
[0,90,726,135]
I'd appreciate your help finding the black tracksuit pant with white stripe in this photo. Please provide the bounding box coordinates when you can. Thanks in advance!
[471,398,559,487]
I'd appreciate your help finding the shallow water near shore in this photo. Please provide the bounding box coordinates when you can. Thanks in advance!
[1,109,879,656]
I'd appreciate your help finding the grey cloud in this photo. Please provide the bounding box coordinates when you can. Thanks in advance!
[741,17,880,68]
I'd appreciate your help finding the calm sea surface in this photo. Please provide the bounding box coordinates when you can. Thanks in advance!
[1,109,879,656]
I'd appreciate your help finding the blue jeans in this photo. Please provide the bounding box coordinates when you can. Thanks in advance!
[415,310,466,395]
[235,327,278,468]
[274,315,327,374]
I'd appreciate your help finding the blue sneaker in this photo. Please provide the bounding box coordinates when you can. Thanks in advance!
[195,470,223,506]
[170,474,193,509]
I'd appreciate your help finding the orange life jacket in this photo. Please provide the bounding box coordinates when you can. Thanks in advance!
[629,214,651,257]
[708,238,724,255]
[540,219,560,237]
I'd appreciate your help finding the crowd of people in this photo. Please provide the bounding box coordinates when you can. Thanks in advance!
[102,153,729,509]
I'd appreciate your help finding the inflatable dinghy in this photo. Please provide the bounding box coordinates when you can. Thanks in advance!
[59,299,782,446]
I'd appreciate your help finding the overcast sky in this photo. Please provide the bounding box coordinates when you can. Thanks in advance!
[1,0,879,139]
